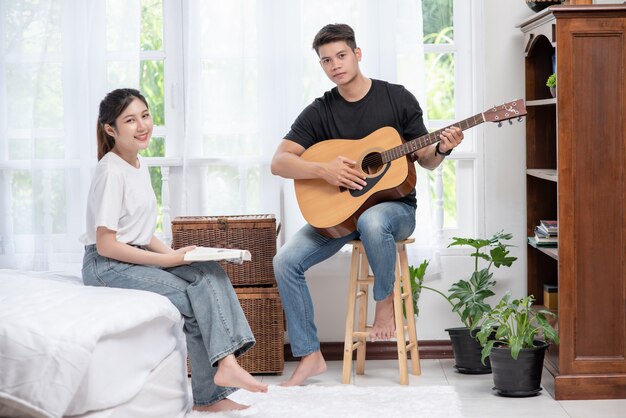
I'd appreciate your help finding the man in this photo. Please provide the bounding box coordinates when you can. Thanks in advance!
[271,23,463,386]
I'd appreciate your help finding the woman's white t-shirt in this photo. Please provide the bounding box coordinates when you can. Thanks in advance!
[81,152,157,246]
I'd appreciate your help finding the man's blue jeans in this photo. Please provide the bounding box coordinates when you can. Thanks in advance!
[82,244,255,406]
[273,201,416,357]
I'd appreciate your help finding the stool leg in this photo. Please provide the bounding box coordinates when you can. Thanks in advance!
[355,251,369,375]
[393,253,409,385]
[342,244,360,384]
[399,243,421,376]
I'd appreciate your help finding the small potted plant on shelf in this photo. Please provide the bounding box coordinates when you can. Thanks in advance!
[413,231,517,374]
[475,293,559,397]
[546,73,556,98]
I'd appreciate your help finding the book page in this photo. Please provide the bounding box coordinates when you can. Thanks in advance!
[184,247,252,263]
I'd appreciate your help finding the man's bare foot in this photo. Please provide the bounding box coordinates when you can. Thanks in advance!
[370,294,396,341]
[214,354,268,393]
[280,351,327,387]
[193,398,249,412]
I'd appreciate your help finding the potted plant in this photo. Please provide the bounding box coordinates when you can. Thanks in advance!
[414,231,517,374]
[546,73,556,98]
[475,293,559,397]
[404,259,429,319]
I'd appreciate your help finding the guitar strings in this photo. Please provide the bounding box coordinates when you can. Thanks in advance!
[358,114,487,171]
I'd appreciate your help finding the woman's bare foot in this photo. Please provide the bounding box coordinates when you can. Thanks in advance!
[214,354,268,393]
[370,294,396,341]
[280,351,327,387]
[193,398,249,412]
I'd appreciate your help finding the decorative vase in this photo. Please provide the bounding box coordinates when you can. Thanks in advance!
[525,0,562,13]
[549,87,556,98]
[446,327,492,374]
[489,340,549,397]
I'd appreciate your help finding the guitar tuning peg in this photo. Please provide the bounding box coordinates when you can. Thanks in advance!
[508,119,513,125]
[518,116,523,122]
[498,121,502,128]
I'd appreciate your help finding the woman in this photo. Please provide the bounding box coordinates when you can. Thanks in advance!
[81,88,267,412]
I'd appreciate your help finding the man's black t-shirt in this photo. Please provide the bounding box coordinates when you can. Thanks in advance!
[284,79,429,208]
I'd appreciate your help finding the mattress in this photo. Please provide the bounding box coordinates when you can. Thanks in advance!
[0,270,190,418]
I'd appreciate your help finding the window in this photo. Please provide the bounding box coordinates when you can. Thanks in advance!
[421,0,476,239]
[0,0,479,270]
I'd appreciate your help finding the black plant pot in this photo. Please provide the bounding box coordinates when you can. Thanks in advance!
[446,327,492,374]
[489,340,549,397]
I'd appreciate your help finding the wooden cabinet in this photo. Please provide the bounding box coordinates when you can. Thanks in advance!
[519,5,626,400]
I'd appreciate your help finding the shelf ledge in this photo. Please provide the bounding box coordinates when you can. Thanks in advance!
[527,98,557,106]
[527,169,557,182]
[528,239,559,260]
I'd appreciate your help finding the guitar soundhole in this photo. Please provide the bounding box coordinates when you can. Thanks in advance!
[361,152,384,175]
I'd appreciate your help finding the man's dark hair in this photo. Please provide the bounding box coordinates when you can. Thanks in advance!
[312,23,357,55]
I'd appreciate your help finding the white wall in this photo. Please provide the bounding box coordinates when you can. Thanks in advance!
[292,0,534,344]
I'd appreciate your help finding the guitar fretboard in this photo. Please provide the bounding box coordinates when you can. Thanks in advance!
[381,113,486,163]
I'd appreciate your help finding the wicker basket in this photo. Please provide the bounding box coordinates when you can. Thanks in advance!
[235,286,284,374]
[186,286,284,375]
[171,214,277,286]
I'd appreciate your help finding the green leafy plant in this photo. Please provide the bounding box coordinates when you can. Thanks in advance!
[402,259,430,319]
[546,73,556,88]
[417,231,517,328]
[475,293,559,363]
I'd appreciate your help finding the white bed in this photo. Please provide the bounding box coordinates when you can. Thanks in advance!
[0,269,190,418]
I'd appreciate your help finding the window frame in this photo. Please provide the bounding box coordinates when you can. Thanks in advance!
[422,0,484,244]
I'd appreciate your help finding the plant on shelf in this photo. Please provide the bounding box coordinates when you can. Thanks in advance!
[475,293,559,397]
[546,73,556,98]
[414,231,517,374]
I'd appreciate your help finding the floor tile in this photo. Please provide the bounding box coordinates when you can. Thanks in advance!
[559,399,626,418]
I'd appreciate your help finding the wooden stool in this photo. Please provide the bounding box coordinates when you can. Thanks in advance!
[342,238,420,385]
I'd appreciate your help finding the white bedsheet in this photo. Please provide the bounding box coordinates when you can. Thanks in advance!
[0,270,190,418]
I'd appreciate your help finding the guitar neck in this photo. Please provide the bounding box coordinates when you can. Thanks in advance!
[381,112,486,163]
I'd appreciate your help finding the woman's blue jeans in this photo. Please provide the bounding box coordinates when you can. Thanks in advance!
[82,244,255,406]
[273,201,416,357]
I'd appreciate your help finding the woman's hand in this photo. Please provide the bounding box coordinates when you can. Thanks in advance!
[96,228,198,268]
[163,245,197,267]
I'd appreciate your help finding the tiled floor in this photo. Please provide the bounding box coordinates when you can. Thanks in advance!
[258,359,626,418]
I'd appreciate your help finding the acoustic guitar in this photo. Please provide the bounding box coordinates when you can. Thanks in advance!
[294,99,527,238]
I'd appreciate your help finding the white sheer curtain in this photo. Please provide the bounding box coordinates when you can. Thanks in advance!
[0,0,111,272]
[0,0,436,273]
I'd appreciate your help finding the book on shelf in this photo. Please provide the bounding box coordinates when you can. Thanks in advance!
[538,220,558,235]
[528,236,558,247]
[184,247,252,263]
[535,225,556,238]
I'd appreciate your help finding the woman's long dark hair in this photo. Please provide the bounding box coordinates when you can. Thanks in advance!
[96,88,149,161]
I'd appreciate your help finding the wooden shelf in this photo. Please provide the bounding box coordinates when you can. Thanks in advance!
[527,98,557,106]
[527,169,557,182]
[528,239,558,260]
[531,304,558,316]
[521,5,626,400]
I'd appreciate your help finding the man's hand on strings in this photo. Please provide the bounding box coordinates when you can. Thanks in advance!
[322,156,367,190]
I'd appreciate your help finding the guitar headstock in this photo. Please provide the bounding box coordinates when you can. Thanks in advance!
[484,99,527,124]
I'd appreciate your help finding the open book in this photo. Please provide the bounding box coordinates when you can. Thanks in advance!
[184,247,252,264]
